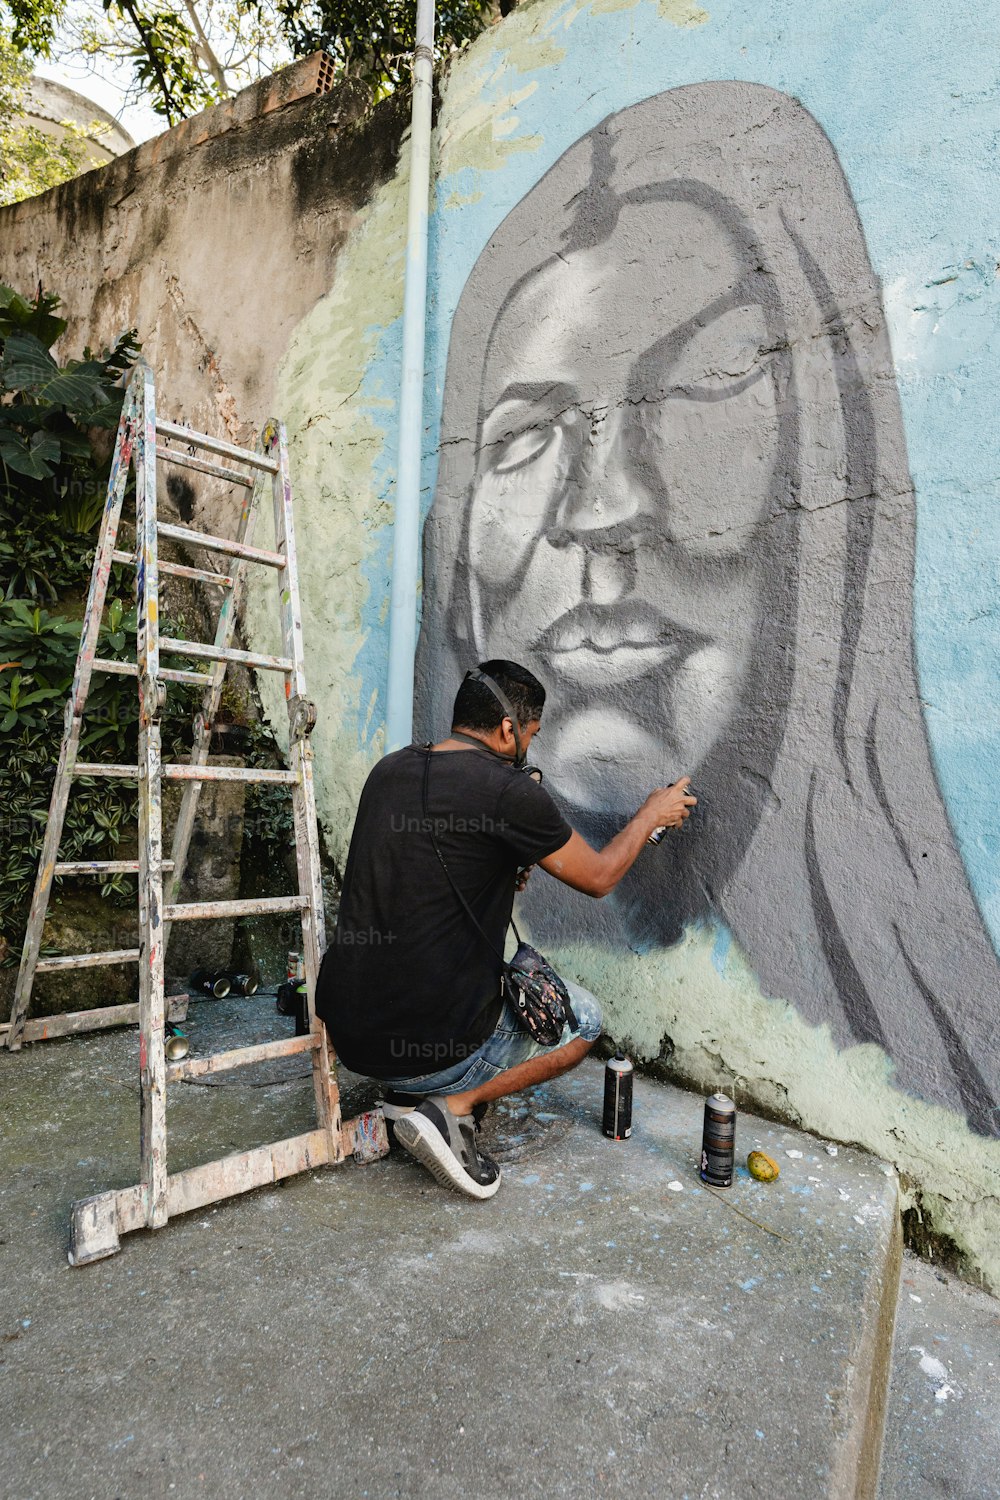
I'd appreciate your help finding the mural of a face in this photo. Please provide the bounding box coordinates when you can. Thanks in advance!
[416,83,1000,1138]
[469,194,788,813]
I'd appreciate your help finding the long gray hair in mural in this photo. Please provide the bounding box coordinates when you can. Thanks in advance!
[415,82,1000,1137]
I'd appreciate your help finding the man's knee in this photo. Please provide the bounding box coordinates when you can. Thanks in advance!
[564,983,603,1045]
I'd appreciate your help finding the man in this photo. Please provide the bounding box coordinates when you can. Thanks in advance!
[316,660,695,1199]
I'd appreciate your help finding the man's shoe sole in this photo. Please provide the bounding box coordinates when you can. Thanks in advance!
[394,1112,501,1200]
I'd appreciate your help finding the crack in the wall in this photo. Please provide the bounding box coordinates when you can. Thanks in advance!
[163,270,244,441]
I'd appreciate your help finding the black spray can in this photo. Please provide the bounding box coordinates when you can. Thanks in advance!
[227,971,259,997]
[190,968,231,999]
[602,1052,633,1139]
[700,1092,736,1187]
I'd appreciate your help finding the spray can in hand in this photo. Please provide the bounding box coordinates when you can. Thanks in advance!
[603,1052,634,1139]
[700,1092,736,1186]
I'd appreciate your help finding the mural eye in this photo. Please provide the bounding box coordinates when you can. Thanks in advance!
[666,305,774,404]
[489,423,559,474]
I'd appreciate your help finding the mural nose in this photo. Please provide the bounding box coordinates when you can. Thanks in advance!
[550,405,646,540]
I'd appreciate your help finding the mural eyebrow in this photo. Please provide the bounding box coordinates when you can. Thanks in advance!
[625,282,764,402]
[486,381,578,412]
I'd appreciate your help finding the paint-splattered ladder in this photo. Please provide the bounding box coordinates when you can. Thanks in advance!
[3,362,387,1263]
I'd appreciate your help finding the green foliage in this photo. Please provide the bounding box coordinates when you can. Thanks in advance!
[3,0,498,128]
[0,283,146,942]
[106,0,221,122]
[277,0,496,94]
[0,282,302,975]
[4,0,60,53]
[0,283,140,600]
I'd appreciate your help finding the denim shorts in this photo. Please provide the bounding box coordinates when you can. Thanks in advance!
[378,980,603,1098]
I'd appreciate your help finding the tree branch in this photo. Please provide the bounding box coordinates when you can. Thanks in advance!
[118,0,179,123]
[181,0,229,93]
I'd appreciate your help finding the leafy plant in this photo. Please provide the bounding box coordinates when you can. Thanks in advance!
[0,667,62,730]
[0,284,140,604]
[0,284,147,943]
[0,284,309,976]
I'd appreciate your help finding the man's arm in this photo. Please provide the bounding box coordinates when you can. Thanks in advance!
[539,779,696,898]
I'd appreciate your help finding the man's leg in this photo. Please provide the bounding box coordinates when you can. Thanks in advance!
[442,978,602,1114]
[387,981,602,1199]
[442,1033,595,1116]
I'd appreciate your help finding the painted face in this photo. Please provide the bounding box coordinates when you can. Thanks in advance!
[467,197,787,809]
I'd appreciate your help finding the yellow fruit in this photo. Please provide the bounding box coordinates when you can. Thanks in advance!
[747,1151,780,1182]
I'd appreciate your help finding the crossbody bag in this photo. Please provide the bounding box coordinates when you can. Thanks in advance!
[421,748,578,1048]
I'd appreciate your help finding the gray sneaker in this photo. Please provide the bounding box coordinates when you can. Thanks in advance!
[393,1097,501,1199]
[381,1091,488,1148]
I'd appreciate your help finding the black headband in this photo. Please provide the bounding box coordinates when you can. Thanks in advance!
[464,668,526,766]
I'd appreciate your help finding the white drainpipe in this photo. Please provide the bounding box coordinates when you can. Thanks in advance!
[385,0,436,753]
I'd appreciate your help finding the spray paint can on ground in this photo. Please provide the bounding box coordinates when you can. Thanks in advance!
[700,1092,736,1186]
[602,1052,634,1139]
[227,971,259,997]
[164,1022,189,1061]
[190,968,231,999]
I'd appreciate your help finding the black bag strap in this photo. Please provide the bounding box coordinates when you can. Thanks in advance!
[421,748,522,964]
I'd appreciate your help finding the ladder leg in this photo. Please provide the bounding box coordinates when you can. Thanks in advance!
[6,376,142,1050]
[161,455,267,963]
[269,422,342,1157]
[135,366,168,1227]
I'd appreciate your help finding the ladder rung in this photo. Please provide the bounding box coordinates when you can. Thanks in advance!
[159,637,293,673]
[156,444,254,490]
[157,523,285,569]
[167,1033,319,1083]
[54,860,175,875]
[155,418,279,474]
[112,550,234,588]
[0,995,185,1045]
[74,763,139,779]
[73,763,297,785]
[162,764,297,785]
[94,658,212,687]
[163,896,309,922]
[35,949,140,973]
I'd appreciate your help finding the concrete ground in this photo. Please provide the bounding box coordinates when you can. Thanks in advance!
[0,991,985,1500]
[880,1251,1000,1499]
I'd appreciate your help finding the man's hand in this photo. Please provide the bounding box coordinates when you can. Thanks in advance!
[515,864,534,893]
[540,774,698,898]
[642,777,697,832]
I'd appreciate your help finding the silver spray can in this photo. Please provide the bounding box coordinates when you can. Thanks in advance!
[700,1092,736,1187]
[602,1052,634,1139]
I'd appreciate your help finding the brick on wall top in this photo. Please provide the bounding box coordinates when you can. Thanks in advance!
[132,51,337,173]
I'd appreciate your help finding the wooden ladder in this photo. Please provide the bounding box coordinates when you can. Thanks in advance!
[3,361,386,1263]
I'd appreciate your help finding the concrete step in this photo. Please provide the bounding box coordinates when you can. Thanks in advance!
[1,1007,903,1500]
[879,1250,1000,1498]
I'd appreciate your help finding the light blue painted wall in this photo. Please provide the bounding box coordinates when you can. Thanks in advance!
[351,0,1000,946]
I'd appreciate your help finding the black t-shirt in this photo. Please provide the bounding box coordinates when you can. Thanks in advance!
[315,744,572,1077]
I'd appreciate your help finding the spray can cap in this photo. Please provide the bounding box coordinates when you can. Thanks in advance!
[614,1049,627,1061]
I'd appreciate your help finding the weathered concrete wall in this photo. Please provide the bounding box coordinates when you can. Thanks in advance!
[0,58,406,545]
[3,7,1000,1288]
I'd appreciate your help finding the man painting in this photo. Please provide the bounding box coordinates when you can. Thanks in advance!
[316,660,694,1198]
